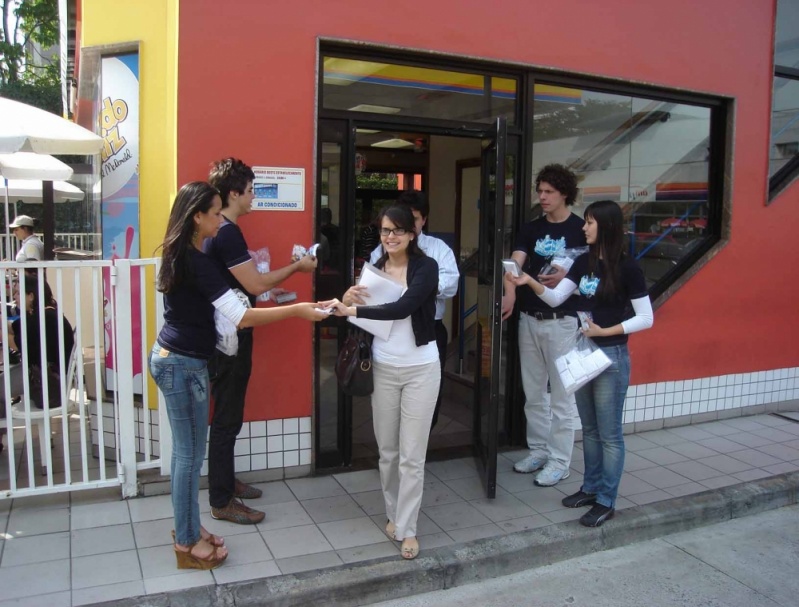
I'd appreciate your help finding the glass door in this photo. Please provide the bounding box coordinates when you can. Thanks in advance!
[473,117,508,497]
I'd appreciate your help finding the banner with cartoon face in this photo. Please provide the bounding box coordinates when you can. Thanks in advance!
[101,53,143,393]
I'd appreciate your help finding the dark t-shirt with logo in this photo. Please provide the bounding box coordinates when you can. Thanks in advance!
[513,213,586,314]
[566,253,648,346]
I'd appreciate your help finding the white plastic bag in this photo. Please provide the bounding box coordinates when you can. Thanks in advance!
[214,289,252,355]
[540,246,588,275]
[250,248,271,302]
[555,331,612,396]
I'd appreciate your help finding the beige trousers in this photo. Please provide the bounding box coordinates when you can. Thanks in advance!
[371,360,440,540]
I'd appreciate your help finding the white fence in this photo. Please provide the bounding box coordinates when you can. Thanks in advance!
[0,257,164,499]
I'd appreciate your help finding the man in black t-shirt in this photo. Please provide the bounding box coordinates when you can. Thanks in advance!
[502,164,586,487]
[205,158,317,525]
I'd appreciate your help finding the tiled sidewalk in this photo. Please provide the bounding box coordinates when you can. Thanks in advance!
[1,413,799,606]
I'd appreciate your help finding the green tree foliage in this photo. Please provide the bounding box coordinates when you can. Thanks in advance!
[356,172,398,190]
[1,0,60,111]
[1,0,59,83]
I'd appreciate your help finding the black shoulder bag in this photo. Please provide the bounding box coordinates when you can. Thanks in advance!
[335,327,374,396]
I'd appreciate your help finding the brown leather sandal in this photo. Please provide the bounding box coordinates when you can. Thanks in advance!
[174,541,227,570]
[172,529,225,547]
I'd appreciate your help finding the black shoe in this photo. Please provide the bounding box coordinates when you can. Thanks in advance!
[562,490,597,508]
[580,504,615,527]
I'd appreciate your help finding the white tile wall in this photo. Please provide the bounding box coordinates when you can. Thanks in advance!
[621,367,799,424]
[203,416,312,474]
[93,367,798,476]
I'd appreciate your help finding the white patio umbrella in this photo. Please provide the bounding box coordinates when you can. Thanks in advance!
[0,97,103,258]
[0,152,80,257]
[3,179,84,203]
[0,152,74,180]
[0,97,103,155]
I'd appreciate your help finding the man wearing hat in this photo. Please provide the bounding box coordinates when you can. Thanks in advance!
[10,215,43,262]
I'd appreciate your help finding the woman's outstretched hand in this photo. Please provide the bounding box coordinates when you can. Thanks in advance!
[318,298,353,317]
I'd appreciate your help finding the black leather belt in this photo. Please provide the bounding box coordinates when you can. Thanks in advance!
[523,311,572,321]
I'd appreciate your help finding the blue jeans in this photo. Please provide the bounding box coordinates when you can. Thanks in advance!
[575,344,630,508]
[148,344,210,546]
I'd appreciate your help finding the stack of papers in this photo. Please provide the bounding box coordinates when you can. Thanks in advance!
[348,263,404,340]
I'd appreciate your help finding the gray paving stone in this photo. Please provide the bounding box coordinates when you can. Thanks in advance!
[6,507,69,537]
[1,531,69,567]
[333,469,382,494]
[254,499,314,531]
[637,446,689,466]
[424,501,492,531]
[727,449,783,468]
[696,436,749,454]
[276,550,343,575]
[143,571,214,595]
[211,560,281,585]
[72,549,142,589]
[337,541,399,563]
[71,500,131,530]
[72,581,146,606]
[666,460,727,482]
[71,523,136,557]
[317,516,389,550]
[262,524,334,559]
[425,457,478,481]
[447,522,505,543]
[301,494,365,523]
[630,467,690,489]
[286,476,346,500]
[698,454,754,475]
[468,494,537,522]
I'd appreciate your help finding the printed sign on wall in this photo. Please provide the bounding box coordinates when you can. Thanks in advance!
[252,166,305,211]
[100,53,142,393]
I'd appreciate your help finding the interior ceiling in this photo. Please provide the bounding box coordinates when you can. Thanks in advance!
[355,130,427,148]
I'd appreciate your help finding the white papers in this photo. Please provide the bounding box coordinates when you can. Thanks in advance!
[348,263,404,340]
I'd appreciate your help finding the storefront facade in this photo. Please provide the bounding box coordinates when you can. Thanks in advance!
[79,0,798,492]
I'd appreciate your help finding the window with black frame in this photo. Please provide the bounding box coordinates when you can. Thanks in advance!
[531,84,715,294]
[770,0,799,196]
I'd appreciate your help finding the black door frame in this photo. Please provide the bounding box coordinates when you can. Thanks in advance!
[313,116,523,473]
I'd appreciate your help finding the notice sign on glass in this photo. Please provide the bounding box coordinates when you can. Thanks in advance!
[252,166,305,211]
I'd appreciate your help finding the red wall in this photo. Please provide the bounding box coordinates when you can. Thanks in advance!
[178,0,797,420]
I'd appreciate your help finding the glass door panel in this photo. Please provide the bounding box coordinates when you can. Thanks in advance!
[473,117,507,497]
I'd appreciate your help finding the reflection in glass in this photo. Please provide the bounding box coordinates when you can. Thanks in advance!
[775,0,799,70]
[317,140,343,458]
[770,77,799,179]
[532,85,712,289]
[323,56,517,124]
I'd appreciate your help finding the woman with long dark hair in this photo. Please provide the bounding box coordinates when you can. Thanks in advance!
[150,181,327,570]
[323,205,439,560]
[509,200,653,527]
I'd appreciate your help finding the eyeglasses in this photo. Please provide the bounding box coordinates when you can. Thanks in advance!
[379,227,409,237]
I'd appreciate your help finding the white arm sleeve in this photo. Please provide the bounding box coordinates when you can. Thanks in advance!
[434,243,460,299]
[621,296,654,334]
[211,290,248,326]
[537,278,578,307]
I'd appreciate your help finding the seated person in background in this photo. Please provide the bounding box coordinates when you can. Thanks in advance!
[6,276,75,409]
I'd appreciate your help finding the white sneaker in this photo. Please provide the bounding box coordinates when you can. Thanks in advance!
[513,454,547,474]
[534,464,570,487]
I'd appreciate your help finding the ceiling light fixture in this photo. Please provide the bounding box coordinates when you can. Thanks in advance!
[370,138,415,149]
[348,104,402,114]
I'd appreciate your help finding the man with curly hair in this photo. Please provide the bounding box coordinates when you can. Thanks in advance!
[502,164,586,487]
[204,158,317,524]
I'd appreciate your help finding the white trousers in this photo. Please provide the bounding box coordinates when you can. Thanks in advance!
[371,360,440,540]
[517,313,578,469]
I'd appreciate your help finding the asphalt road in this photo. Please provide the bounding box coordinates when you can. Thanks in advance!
[371,504,799,607]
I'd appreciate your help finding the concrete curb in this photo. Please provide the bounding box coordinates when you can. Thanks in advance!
[91,471,799,607]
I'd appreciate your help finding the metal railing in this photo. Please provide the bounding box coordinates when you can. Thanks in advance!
[0,232,101,261]
[0,257,163,499]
